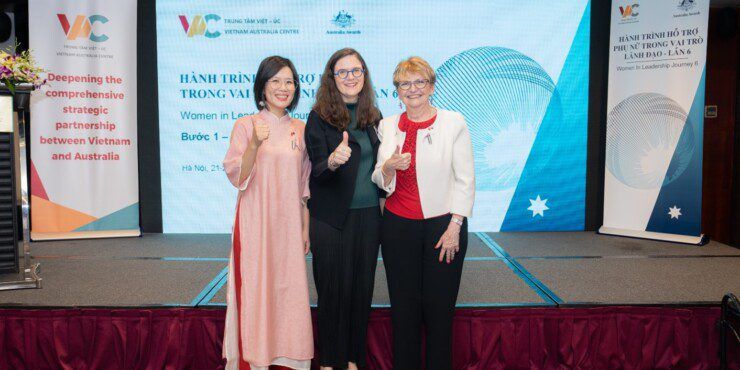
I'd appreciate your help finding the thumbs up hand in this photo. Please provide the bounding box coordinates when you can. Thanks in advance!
[250,117,270,146]
[382,146,412,176]
[328,131,352,170]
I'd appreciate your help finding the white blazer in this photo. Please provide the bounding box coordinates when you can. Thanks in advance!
[372,108,475,218]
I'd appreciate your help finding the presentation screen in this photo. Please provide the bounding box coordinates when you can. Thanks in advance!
[156,0,590,233]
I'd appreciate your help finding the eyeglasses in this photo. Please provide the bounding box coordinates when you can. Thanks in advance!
[268,78,296,89]
[334,68,365,80]
[397,79,429,90]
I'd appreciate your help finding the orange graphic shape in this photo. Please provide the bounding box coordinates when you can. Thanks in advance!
[31,195,98,232]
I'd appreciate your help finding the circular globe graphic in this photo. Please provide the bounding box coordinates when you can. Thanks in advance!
[434,46,561,191]
[606,93,695,189]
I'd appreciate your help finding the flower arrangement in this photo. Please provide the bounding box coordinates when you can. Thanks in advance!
[0,44,46,94]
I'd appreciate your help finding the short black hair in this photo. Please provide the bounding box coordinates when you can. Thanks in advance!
[253,56,300,112]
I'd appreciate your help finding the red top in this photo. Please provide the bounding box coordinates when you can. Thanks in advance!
[385,112,437,220]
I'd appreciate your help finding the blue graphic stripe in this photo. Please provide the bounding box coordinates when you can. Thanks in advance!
[191,266,228,306]
[162,257,228,262]
[475,233,562,305]
[646,68,705,236]
[500,2,590,231]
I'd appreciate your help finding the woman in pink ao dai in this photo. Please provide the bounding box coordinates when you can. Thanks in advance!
[222,56,313,370]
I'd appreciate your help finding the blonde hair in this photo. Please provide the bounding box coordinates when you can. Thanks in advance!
[393,56,436,87]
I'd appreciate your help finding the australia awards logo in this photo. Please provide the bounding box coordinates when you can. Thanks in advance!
[674,0,700,17]
[331,11,355,28]
[179,14,222,38]
[328,10,360,35]
[57,14,109,42]
[678,0,696,12]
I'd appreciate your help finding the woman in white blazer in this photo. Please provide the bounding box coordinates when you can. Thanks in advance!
[371,56,474,370]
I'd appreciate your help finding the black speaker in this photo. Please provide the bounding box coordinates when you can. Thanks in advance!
[717,7,737,40]
[0,131,19,274]
[0,12,11,43]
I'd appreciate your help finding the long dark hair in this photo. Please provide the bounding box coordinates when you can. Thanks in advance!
[253,56,300,111]
[313,48,381,130]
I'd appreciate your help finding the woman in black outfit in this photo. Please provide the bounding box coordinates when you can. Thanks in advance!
[304,48,383,370]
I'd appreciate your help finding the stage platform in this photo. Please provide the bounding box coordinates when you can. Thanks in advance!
[1,232,738,308]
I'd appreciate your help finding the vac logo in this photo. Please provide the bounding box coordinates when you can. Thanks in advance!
[619,4,639,18]
[57,14,109,42]
[618,3,639,24]
[179,14,222,38]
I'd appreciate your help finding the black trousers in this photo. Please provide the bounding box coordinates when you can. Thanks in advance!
[310,206,381,367]
[381,210,468,370]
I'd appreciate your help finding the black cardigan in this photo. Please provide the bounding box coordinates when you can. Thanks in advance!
[304,109,384,229]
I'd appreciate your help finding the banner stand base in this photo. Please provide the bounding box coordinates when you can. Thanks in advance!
[0,262,42,291]
[31,229,142,241]
[598,226,707,246]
